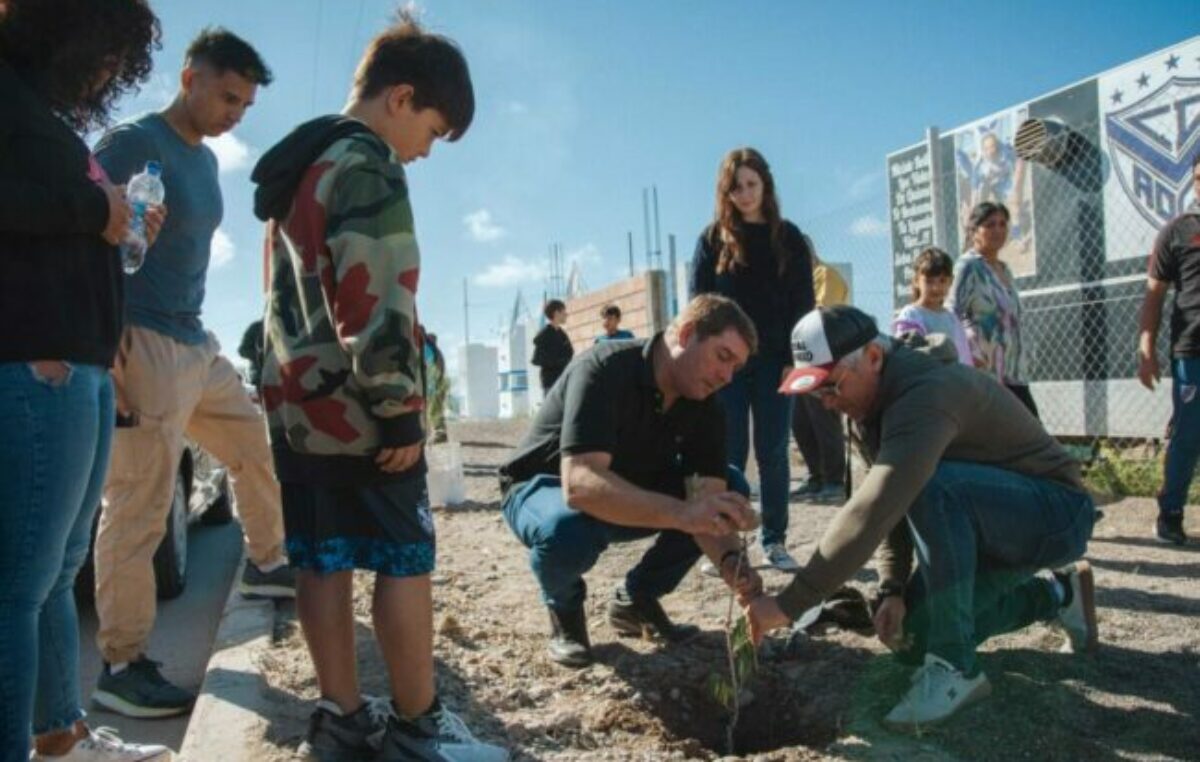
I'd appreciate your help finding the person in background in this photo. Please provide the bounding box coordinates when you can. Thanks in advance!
[1136,153,1200,546]
[690,146,815,571]
[0,0,172,758]
[893,247,973,367]
[424,332,449,444]
[950,201,1037,418]
[238,318,265,393]
[531,298,574,392]
[595,303,634,342]
[791,236,849,502]
[91,27,292,720]
[252,14,505,760]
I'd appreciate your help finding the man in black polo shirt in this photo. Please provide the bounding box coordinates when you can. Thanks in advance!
[501,295,764,667]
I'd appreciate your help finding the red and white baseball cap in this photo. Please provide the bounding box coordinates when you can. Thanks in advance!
[778,306,879,395]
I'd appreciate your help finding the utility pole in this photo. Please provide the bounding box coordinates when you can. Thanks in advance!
[627,231,634,277]
[668,233,678,316]
[652,185,662,270]
[642,187,652,271]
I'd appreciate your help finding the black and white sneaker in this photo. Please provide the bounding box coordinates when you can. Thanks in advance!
[1155,513,1188,546]
[376,704,508,761]
[298,697,389,761]
[240,559,296,599]
[92,656,194,719]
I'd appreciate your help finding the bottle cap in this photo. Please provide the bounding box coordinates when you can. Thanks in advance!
[146,160,162,176]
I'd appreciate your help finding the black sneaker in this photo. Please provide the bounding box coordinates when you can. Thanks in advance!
[240,560,297,599]
[790,477,822,499]
[1155,513,1188,546]
[93,656,195,718]
[376,703,508,761]
[547,607,592,668]
[607,586,699,643]
[298,698,388,761]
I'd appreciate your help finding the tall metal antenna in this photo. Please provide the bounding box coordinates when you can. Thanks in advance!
[652,185,663,270]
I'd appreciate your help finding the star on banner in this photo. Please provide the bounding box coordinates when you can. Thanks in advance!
[1110,89,1123,105]
[1165,54,1180,70]
[1137,72,1150,88]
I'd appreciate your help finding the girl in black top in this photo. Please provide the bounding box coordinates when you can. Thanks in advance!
[690,147,815,572]
[0,2,166,758]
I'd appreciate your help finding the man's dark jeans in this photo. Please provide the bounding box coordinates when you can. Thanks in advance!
[899,461,1095,675]
[503,466,749,612]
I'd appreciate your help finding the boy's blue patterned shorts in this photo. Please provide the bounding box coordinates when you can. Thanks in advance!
[281,475,436,577]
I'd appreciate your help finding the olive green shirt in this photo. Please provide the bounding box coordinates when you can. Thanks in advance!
[776,337,1085,619]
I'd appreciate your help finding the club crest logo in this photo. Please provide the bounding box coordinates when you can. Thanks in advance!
[1106,75,1200,228]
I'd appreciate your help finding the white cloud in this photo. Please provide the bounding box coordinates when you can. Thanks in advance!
[473,256,544,288]
[463,209,508,243]
[211,228,235,269]
[505,101,529,115]
[847,171,882,199]
[565,242,601,266]
[205,132,254,174]
[849,214,889,238]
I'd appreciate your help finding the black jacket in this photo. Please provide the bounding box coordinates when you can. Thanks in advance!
[531,324,574,390]
[689,220,815,368]
[0,61,123,365]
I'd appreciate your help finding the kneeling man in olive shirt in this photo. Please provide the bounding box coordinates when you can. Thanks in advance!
[748,306,1098,728]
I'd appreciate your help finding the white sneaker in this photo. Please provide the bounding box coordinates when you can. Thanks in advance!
[763,543,800,572]
[1054,560,1098,654]
[377,706,509,761]
[31,726,171,761]
[883,654,991,729]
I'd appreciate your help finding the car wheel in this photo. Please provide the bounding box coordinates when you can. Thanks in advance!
[153,468,189,599]
[199,470,234,526]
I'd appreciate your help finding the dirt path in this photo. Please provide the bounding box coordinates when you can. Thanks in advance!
[256,419,1200,761]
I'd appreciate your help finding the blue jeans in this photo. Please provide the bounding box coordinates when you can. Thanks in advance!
[902,461,1095,675]
[503,467,749,612]
[1158,357,1200,517]
[0,363,114,757]
[718,355,794,547]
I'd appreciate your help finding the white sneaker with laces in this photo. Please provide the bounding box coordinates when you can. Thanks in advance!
[1054,560,1098,654]
[883,654,991,729]
[30,726,170,761]
[763,542,800,572]
[435,708,509,761]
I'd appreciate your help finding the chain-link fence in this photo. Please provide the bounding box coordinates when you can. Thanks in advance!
[794,113,1196,492]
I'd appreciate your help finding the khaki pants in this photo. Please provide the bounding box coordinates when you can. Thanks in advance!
[95,326,284,663]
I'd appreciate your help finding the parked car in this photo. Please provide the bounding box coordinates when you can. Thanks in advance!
[75,441,232,602]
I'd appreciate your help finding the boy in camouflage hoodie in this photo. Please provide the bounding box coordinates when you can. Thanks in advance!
[251,15,506,762]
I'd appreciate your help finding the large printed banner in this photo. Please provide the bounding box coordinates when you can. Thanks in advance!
[947,107,1037,278]
[887,143,934,306]
[1100,37,1200,261]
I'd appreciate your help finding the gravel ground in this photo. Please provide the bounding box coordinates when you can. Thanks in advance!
[255,418,1200,761]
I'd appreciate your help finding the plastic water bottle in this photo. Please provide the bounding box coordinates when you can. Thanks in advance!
[120,161,165,274]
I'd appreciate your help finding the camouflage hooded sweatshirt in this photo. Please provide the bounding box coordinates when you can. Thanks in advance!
[252,116,426,486]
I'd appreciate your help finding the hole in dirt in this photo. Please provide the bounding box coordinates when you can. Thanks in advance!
[660,672,841,756]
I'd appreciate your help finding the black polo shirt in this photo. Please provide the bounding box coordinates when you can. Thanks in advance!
[500,334,727,498]
[1149,206,1200,357]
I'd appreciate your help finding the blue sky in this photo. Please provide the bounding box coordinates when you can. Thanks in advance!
[102,0,1193,375]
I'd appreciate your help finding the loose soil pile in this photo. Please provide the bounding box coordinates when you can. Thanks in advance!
[255,419,1200,761]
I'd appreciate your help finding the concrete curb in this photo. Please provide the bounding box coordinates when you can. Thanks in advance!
[178,555,276,761]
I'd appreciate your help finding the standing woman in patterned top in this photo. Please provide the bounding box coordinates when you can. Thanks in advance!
[690,147,815,572]
[950,201,1039,417]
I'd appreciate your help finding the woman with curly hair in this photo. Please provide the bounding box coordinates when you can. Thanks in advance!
[0,1,169,759]
[689,147,816,572]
